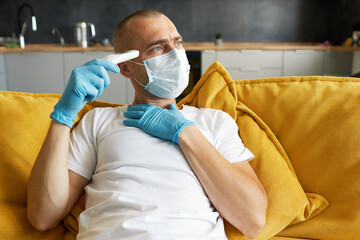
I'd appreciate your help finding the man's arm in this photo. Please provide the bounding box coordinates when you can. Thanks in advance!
[27,120,89,231]
[178,125,267,239]
[124,103,268,239]
[27,59,119,231]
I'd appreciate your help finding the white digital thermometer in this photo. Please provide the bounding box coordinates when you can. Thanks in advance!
[103,50,139,64]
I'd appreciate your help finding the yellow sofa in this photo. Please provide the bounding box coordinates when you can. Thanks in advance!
[0,62,359,240]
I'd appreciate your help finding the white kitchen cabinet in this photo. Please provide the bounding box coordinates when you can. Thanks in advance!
[323,51,353,76]
[216,50,283,80]
[201,50,216,75]
[217,50,282,68]
[64,52,134,104]
[201,50,283,80]
[0,54,6,90]
[5,52,64,93]
[352,51,360,75]
[202,49,354,78]
[283,50,324,76]
[226,68,282,80]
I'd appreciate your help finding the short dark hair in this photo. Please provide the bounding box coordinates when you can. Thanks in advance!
[113,9,164,53]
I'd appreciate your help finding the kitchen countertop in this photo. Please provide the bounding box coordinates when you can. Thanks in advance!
[184,42,360,51]
[1,42,359,53]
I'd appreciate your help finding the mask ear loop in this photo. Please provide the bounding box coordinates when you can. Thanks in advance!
[127,60,147,88]
[129,60,145,66]
[133,76,147,88]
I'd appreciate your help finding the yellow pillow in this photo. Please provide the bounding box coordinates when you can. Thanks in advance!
[0,92,66,239]
[179,62,329,239]
[235,75,360,239]
[0,91,122,240]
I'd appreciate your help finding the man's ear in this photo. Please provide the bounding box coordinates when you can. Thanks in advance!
[118,62,131,78]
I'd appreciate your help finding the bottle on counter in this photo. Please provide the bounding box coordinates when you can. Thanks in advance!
[352,23,360,46]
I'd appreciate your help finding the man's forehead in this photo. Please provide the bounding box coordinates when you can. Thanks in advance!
[126,15,179,42]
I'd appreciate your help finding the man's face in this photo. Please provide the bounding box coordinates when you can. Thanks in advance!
[126,15,184,62]
[122,15,185,91]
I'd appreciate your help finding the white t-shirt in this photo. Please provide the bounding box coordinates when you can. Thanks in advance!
[68,105,254,240]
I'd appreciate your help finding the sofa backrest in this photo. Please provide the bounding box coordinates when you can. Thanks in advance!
[0,61,359,240]
[234,75,360,239]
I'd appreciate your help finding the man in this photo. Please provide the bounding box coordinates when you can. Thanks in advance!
[27,10,267,239]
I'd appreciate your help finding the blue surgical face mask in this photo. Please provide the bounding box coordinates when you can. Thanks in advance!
[130,49,190,98]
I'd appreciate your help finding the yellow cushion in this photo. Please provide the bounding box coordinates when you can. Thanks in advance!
[0,92,65,239]
[179,62,329,239]
[0,91,122,240]
[235,76,360,239]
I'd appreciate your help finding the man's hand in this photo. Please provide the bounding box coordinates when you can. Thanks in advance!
[123,103,195,144]
[50,59,120,128]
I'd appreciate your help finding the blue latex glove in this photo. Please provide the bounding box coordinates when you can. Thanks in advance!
[50,59,119,128]
[123,103,195,144]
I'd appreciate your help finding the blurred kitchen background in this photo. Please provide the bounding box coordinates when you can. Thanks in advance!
[1,0,360,104]
[0,0,359,45]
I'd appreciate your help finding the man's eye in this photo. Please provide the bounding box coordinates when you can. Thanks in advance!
[176,41,183,46]
[153,46,162,51]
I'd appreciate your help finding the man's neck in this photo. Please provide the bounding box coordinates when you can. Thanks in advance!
[131,94,180,109]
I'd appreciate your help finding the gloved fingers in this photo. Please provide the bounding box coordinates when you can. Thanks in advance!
[169,103,178,111]
[73,70,106,99]
[84,65,111,90]
[124,110,144,119]
[86,71,111,97]
[123,119,139,127]
[85,58,120,73]
[91,75,106,97]
[79,80,99,102]
[127,104,154,112]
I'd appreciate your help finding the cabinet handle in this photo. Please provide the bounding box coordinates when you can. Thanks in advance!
[240,50,262,54]
[240,67,261,72]
[18,53,45,56]
[295,50,316,54]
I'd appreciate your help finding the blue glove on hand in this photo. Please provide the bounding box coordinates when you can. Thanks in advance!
[50,59,119,128]
[123,103,195,144]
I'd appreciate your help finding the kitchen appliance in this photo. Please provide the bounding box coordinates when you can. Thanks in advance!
[74,22,96,48]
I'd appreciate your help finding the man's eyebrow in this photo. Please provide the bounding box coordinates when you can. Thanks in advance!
[144,39,167,50]
[144,35,183,50]
[174,35,183,41]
